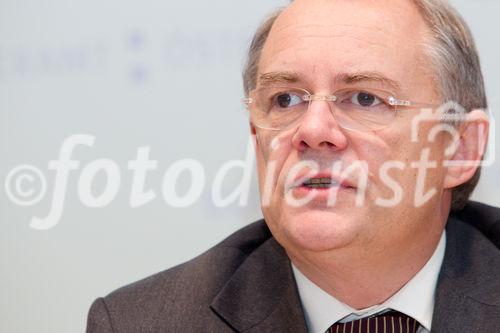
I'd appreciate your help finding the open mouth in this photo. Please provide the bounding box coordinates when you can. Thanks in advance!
[301,177,339,189]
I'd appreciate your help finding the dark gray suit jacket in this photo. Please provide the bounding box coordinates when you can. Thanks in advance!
[87,201,500,332]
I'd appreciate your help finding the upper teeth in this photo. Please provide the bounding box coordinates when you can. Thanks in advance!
[303,178,334,185]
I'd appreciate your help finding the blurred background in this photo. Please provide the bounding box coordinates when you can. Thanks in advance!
[1,0,498,332]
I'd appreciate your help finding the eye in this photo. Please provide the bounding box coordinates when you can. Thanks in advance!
[350,92,383,107]
[274,92,304,108]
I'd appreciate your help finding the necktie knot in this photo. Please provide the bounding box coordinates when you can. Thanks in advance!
[325,310,420,333]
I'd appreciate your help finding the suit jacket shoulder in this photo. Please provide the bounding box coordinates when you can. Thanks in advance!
[86,221,307,333]
[454,200,500,248]
[432,201,500,332]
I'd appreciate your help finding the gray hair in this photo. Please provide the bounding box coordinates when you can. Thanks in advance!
[242,0,487,212]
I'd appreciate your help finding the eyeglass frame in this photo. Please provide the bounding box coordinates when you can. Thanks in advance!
[242,86,440,131]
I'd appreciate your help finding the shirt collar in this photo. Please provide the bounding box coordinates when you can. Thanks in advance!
[292,231,446,333]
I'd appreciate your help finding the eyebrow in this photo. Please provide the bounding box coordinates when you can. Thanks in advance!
[257,70,401,91]
[258,71,300,87]
[336,71,402,91]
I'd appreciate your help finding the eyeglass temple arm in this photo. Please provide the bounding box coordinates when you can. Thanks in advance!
[242,97,253,105]
[388,96,438,108]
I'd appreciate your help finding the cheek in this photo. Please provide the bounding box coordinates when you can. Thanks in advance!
[254,131,295,198]
[350,128,422,201]
[360,128,448,203]
[348,132,393,180]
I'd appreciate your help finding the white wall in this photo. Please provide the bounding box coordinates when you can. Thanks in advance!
[1,0,498,332]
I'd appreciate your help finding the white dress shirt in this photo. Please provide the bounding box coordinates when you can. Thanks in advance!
[292,231,446,333]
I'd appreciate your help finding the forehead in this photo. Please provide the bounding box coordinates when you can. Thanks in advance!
[259,0,429,91]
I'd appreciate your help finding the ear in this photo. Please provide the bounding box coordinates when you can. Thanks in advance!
[250,122,257,136]
[250,122,260,151]
[443,109,489,189]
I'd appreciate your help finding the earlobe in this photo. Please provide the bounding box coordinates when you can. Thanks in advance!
[250,122,259,149]
[443,109,489,189]
[250,122,257,136]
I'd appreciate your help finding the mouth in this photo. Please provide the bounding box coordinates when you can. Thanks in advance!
[285,172,358,205]
[301,177,339,189]
[290,173,356,191]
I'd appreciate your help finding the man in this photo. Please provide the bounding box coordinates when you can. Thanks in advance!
[87,0,500,332]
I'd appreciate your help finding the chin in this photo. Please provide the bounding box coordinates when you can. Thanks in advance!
[274,207,361,252]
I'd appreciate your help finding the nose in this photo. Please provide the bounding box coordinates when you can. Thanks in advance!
[291,98,348,152]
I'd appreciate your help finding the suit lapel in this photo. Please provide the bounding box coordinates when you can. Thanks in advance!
[210,237,308,332]
[432,216,500,332]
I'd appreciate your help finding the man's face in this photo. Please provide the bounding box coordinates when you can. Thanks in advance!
[253,0,451,254]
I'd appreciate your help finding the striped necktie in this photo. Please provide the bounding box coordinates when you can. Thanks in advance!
[325,310,420,333]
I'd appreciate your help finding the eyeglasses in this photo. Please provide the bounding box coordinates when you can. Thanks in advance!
[242,86,436,131]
